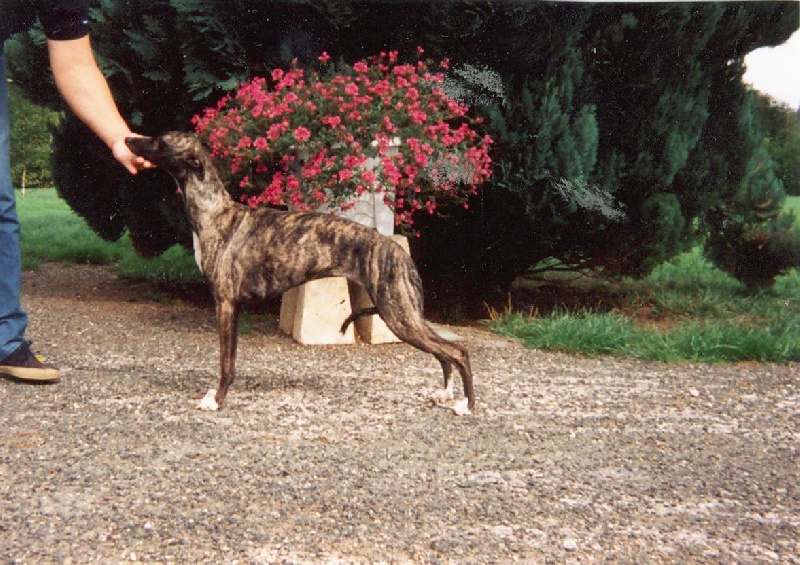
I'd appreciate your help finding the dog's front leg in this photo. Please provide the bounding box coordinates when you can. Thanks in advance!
[198,298,240,411]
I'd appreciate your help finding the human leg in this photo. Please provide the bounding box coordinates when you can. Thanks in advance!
[0,51,58,381]
[0,50,28,360]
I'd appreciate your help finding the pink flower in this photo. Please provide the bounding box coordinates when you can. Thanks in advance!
[293,126,311,142]
[371,80,391,96]
[447,99,467,116]
[343,155,363,168]
[194,49,493,232]
[344,82,359,96]
[410,109,428,124]
[302,162,322,179]
[267,122,286,141]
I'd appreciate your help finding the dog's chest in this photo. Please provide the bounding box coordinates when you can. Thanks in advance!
[192,231,202,270]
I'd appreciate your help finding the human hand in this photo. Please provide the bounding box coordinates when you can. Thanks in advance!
[112,135,155,175]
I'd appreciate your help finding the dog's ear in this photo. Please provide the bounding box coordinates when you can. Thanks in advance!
[187,153,203,170]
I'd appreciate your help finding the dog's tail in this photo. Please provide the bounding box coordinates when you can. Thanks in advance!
[340,307,379,334]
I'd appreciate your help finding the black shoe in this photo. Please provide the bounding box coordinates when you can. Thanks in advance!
[0,341,60,382]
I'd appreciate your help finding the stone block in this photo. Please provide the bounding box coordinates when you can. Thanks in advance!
[278,235,409,345]
[278,286,299,334]
[280,277,355,345]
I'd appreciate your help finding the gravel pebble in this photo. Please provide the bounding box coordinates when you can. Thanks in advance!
[1,264,798,563]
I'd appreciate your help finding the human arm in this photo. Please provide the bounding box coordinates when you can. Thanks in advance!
[47,35,152,174]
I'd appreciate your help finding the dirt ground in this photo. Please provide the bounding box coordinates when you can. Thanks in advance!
[1,264,797,563]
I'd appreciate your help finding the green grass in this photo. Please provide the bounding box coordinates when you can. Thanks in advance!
[492,307,799,363]
[491,198,800,363]
[17,188,128,268]
[785,195,800,218]
[16,188,202,284]
[491,246,800,363]
[115,244,204,285]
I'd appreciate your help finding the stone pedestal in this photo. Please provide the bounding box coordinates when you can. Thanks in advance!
[279,234,409,345]
[338,190,395,236]
[279,277,356,345]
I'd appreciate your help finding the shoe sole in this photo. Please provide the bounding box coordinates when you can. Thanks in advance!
[0,366,60,382]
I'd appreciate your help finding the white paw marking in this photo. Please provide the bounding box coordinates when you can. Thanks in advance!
[452,398,471,416]
[429,387,454,405]
[197,388,219,411]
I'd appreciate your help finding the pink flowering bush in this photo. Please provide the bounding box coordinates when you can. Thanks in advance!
[192,48,493,230]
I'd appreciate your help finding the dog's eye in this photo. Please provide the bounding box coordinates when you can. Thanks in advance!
[187,153,202,169]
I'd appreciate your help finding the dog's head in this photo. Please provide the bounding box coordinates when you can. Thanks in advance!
[125,132,206,183]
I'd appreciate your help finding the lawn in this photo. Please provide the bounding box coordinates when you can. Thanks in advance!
[17,188,128,269]
[16,188,202,284]
[492,246,800,362]
[492,196,800,363]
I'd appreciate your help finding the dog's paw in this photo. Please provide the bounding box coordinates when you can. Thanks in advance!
[452,398,471,416]
[197,389,219,411]
[429,388,454,406]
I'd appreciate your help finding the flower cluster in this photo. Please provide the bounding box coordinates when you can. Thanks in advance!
[192,48,493,230]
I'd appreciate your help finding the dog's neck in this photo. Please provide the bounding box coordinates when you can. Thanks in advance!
[182,153,237,235]
[179,150,248,276]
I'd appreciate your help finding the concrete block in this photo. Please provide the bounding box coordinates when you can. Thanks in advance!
[282,278,355,345]
[389,234,410,254]
[278,235,409,345]
[279,286,299,334]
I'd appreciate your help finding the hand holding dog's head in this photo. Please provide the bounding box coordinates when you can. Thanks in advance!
[125,132,204,182]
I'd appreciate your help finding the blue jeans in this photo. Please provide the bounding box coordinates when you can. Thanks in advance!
[0,50,28,360]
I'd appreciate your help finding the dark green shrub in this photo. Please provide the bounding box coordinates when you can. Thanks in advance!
[705,208,800,288]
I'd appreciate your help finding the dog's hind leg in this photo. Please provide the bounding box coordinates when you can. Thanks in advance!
[388,320,475,415]
[430,355,455,405]
[368,264,475,414]
[198,298,240,411]
[433,340,473,416]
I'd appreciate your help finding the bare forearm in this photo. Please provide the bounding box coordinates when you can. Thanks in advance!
[47,36,152,174]
[48,36,130,149]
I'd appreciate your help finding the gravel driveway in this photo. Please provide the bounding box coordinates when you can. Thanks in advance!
[1,264,797,563]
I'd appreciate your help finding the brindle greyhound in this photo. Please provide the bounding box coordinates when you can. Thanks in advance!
[126,132,475,415]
